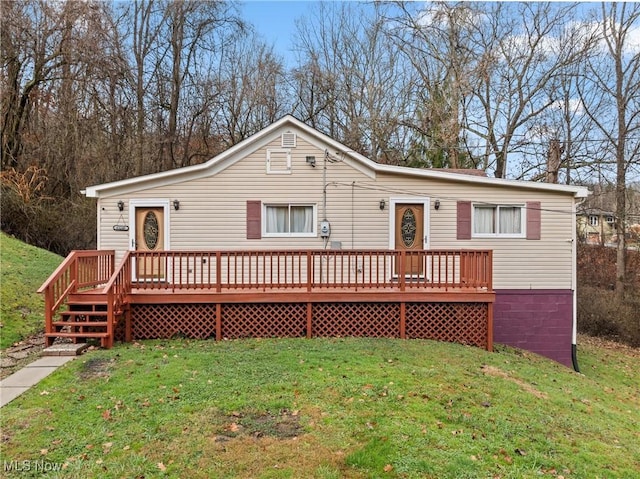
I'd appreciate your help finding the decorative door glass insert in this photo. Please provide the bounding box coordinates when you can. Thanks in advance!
[143,211,159,249]
[401,208,417,247]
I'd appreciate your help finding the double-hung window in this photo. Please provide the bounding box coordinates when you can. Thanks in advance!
[264,204,316,237]
[473,204,525,237]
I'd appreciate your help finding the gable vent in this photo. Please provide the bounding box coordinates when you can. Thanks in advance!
[281,131,296,148]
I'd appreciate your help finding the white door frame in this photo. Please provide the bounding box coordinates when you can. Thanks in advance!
[129,199,171,281]
[388,197,431,279]
[388,197,431,250]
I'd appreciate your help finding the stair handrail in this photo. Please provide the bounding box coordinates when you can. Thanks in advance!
[101,251,133,347]
[37,251,79,337]
[38,250,116,341]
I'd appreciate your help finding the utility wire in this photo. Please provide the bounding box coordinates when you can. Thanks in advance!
[327,180,584,216]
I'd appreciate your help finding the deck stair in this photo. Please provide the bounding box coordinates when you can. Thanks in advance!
[45,292,122,348]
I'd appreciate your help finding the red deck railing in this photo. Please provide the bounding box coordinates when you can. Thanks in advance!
[40,249,493,349]
[129,249,493,292]
[37,250,115,337]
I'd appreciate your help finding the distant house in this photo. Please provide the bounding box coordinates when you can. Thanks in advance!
[577,208,617,245]
[40,116,589,369]
[577,185,640,247]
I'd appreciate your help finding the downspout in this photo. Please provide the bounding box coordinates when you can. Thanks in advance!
[572,195,587,372]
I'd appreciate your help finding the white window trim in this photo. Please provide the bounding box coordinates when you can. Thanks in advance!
[471,203,526,238]
[266,149,292,174]
[262,203,317,238]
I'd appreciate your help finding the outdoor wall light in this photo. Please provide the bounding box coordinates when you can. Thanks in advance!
[173,199,180,211]
[434,199,441,210]
[117,200,124,211]
[379,199,386,210]
[306,156,316,167]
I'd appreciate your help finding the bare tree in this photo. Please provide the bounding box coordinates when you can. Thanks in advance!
[1,0,70,170]
[291,2,413,164]
[215,33,287,146]
[127,0,167,175]
[155,0,244,171]
[578,2,640,297]
[385,1,479,168]
[465,2,589,178]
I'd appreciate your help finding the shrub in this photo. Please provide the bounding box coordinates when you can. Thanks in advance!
[1,169,96,256]
[577,287,639,346]
[577,245,640,347]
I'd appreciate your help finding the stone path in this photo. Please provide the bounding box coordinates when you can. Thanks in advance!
[0,343,88,407]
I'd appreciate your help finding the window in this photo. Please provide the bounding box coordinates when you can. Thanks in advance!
[264,204,316,237]
[589,215,599,227]
[605,215,615,225]
[266,149,291,174]
[473,204,525,237]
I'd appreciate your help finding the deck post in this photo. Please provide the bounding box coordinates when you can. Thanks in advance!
[399,302,406,339]
[487,302,494,352]
[306,251,312,292]
[125,306,132,343]
[306,302,312,338]
[70,255,78,294]
[106,290,114,348]
[215,303,222,341]
[44,288,54,346]
[215,252,222,293]
[487,250,493,290]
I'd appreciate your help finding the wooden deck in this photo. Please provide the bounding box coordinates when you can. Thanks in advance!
[38,249,494,350]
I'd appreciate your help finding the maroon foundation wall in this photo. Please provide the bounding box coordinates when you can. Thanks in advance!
[493,289,574,368]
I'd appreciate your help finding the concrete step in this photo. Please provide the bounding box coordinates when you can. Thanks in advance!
[42,343,90,356]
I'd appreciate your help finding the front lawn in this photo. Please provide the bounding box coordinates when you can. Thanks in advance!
[1,337,638,478]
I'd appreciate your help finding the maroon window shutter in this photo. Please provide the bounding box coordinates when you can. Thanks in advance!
[457,201,472,240]
[246,200,262,239]
[526,201,541,240]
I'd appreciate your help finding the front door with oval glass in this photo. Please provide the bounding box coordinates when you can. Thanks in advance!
[394,204,424,276]
[135,207,165,280]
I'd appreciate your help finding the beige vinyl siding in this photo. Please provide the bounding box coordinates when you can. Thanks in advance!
[97,198,130,256]
[98,136,380,262]
[374,172,575,290]
[97,134,576,290]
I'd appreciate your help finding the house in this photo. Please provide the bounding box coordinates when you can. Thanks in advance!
[576,208,617,246]
[39,116,588,369]
[576,185,640,247]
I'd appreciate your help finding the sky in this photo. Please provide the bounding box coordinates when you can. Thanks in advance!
[241,0,325,65]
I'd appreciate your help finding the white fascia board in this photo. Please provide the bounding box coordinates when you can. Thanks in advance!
[85,114,589,199]
[289,117,588,197]
[85,116,298,198]
[374,163,590,198]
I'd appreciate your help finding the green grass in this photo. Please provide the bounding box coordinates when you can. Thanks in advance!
[0,232,62,348]
[1,337,638,478]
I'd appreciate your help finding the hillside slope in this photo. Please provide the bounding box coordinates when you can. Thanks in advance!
[0,232,62,349]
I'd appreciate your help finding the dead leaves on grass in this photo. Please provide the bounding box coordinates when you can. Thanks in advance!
[481,365,548,399]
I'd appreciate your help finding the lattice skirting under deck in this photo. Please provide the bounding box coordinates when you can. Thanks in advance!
[122,302,489,349]
[405,303,487,346]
